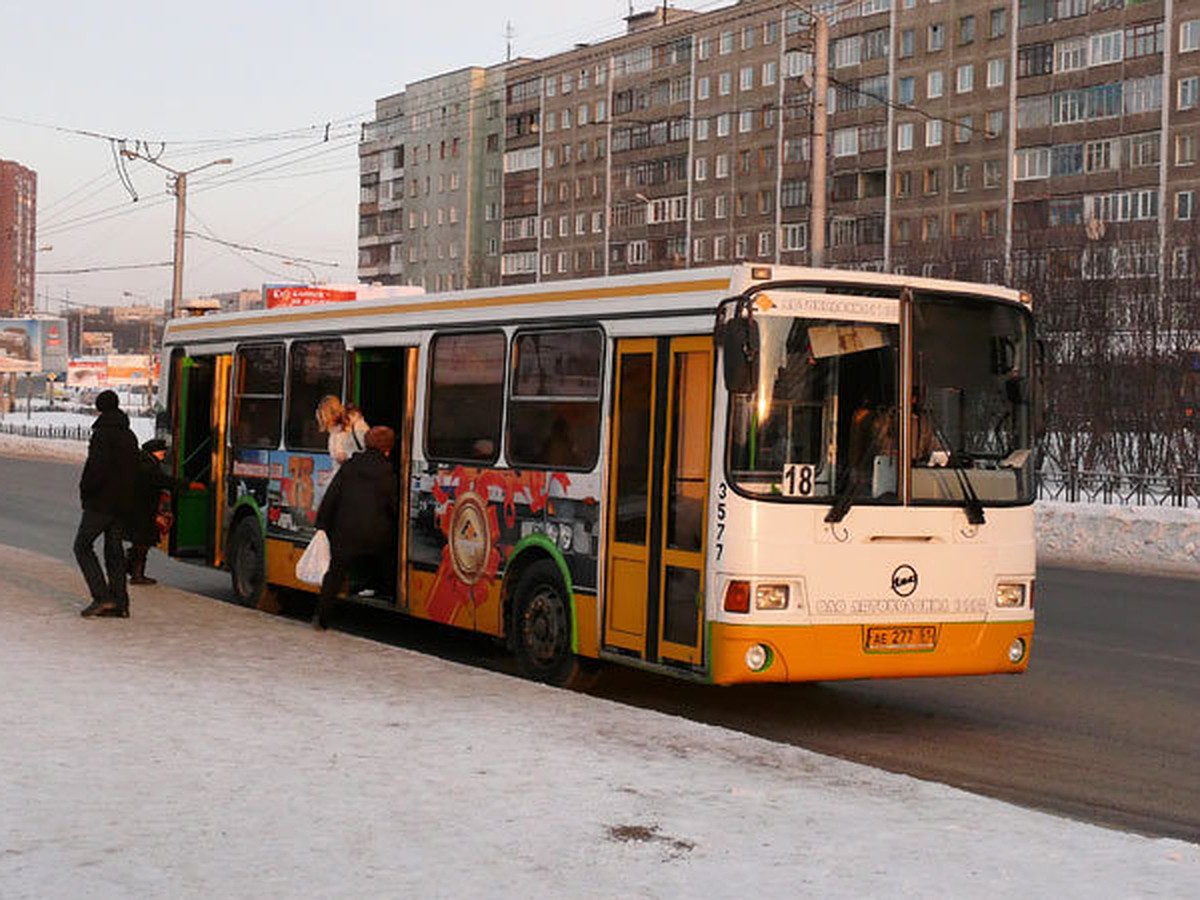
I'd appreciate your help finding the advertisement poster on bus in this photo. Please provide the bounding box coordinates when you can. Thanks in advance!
[263,285,357,309]
[0,318,69,374]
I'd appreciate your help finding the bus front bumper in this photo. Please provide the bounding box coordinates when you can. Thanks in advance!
[708,620,1034,685]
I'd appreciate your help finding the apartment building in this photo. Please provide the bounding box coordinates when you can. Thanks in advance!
[359,1,1200,291]
[358,64,512,291]
[0,160,37,316]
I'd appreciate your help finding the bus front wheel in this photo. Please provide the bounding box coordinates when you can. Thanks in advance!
[229,516,271,609]
[511,560,589,688]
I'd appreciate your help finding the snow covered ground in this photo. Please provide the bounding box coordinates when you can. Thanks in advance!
[0,544,1196,898]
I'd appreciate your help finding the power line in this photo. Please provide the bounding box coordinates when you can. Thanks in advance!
[41,262,173,275]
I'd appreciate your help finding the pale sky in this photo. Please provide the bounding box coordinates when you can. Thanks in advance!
[1,1,673,311]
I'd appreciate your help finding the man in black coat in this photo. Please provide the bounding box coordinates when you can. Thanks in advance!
[124,438,185,585]
[312,425,398,629]
[74,390,140,618]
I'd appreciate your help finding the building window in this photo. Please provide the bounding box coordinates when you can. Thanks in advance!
[956,64,974,94]
[926,120,943,147]
[1090,30,1124,67]
[898,76,915,105]
[953,163,971,192]
[955,116,973,143]
[986,59,1005,89]
[740,66,754,91]
[1017,43,1053,78]
[1176,190,1195,220]
[895,170,911,198]
[983,159,1003,188]
[782,223,808,251]
[1179,76,1200,112]
[928,23,945,52]
[923,167,942,195]
[1177,133,1197,166]
[986,109,1004,138]
[927,70,944,100]
[1055,37,1086,73]
[1015,147,1051,180]
[989,8,1006,39]
[899,29,914,58]
[897,122,914,151]
[958,15,975,45]
[1182,20,1200,53]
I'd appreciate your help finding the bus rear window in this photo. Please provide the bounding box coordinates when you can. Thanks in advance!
[233,343,284,449]
[286,339,345,450]
[426,331,505,463]
[506,328,603,470]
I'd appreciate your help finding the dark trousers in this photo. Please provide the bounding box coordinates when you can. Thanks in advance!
[315,551,388,624]
[73,510,129,608]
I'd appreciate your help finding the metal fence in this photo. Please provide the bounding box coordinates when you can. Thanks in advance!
[0,422,93,442]
[1036,469,1200,508]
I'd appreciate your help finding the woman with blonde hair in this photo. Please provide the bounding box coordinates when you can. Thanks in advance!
[315,395,369,469]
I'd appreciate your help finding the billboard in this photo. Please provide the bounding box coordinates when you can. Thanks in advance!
[263,284,357,309]
[107,354,152,387]
[0,318,69,374]
[67,359,108,388]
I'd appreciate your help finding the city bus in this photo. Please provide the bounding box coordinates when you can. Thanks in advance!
[158,265,1037,686]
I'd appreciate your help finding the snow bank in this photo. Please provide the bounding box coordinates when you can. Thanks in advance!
[1038,501,1200,578]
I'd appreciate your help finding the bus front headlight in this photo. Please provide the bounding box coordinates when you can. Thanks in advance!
[996,583,1026,608]
[755,584,789,610]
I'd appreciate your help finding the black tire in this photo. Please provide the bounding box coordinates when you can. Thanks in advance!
[228,516,271,609]
[510,560,590,688]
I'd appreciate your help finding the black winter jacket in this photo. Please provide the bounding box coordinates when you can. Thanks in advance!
[314,448,397,558]
[79,409,139,516]
[124,449,184,545]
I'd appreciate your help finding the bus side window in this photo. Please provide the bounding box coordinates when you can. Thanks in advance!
[233,343,285,449]
[426,331,506,463]
[285,339,345,450]
[506,327,603,471]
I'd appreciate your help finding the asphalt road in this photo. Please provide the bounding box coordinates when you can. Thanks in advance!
[4,454,1197,842]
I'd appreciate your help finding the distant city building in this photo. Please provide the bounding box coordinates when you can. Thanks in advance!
[65,305,164,357]
[211,289,264,313]
[0,160,37,316]
[358,62,518,290]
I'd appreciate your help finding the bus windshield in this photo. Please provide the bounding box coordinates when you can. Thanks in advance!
[728,316,900,503]
[911,297,1035,505]
[727,295,1035,507]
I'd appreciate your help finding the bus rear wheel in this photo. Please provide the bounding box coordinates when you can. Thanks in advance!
[229,516,272,609]
[511,560,591,688]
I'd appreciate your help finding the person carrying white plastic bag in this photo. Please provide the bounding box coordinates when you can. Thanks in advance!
[295,529,331,585]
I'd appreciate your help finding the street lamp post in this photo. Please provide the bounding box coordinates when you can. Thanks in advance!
[283,260,318,284]
[120,151,232,317]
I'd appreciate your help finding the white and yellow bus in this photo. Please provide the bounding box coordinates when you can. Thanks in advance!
[159,265,1037,686]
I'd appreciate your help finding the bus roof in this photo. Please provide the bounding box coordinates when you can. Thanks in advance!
[163,264,1028,347]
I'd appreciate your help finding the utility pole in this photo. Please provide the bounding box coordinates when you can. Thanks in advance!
[811,13,829,269]
[171,172,187,318]
[119,150,233,317]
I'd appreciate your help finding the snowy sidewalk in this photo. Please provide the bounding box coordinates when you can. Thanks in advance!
[0,545,1196,899]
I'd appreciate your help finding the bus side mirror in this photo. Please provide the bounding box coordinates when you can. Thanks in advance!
[722,318,758,395]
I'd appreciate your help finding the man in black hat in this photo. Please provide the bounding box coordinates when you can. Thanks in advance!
[74,389,139,617]
[124,437,185,586]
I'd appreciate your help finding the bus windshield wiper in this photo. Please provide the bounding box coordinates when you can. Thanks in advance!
[921,410,986,526]
[824,476,859,524]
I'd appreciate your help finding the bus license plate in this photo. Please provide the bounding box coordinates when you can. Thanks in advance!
[865,625,939,652]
